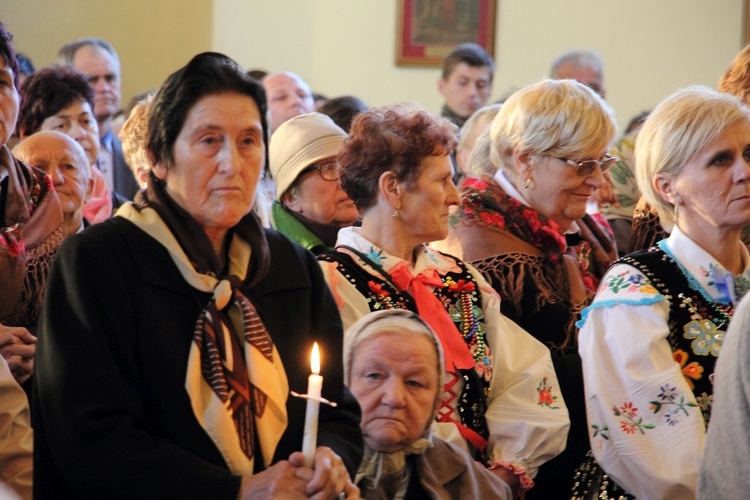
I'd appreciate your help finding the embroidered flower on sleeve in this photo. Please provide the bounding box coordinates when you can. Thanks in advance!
[650,388,698,425]
[604,270,657,294]
[612,402,654,435]
[619,402,638,418]
[656,385,677,402]
[664,409,680,426]
[536,377,560,409]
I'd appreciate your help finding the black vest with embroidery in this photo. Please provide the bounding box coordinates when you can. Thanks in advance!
[572,246,731,500]
[319,249,492,454]
[618,247,733,426]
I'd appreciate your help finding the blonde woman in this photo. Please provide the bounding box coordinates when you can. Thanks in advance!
[578,87,750,498]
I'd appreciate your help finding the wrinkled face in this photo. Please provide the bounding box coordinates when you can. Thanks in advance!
[263,73,314,133]
[72,45,121,122]
[0,57,19,146]
[523,151,607,231]
[18,133,91,218]
[39,99,100,165]
[283,156,359,228]
[666,120,750,237]
[153,92,264,243]
[555,63,605,98]
[349,331,439,453]
[398,154,460,244]
[438,63,492,119]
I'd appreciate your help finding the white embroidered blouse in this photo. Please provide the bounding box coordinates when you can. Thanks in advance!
[578,226,750,498]
[319,226,570,479]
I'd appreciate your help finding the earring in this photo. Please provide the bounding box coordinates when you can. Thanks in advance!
[392,209,399,218]
[523,178,532,189]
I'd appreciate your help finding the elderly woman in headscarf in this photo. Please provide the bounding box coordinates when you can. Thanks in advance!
[319,102,569,496]
[577,87,750,498]
[345,309,512,499]
[447,79,618,499]
[34,52,362,499]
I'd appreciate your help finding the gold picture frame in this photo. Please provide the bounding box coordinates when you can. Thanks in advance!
[396,0,497,67]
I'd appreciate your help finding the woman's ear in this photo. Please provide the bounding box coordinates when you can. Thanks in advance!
[514,149,535,180]
[280,189,301,213]
[152,162,168,182]
[378,170,402,209]
[85,177,94,201]
[653,174,678,206]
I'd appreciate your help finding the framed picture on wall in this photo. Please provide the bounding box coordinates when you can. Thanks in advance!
[396,0,497,67]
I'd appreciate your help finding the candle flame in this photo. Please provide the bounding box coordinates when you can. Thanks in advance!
[311,342,320,375]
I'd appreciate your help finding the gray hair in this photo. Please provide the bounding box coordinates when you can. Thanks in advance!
[550,49,603,78]
[58,37,120,66]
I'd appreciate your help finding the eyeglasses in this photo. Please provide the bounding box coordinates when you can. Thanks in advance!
[556,154,618,176]
[304,160,342,181]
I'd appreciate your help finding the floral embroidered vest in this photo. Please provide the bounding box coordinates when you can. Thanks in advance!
[320,249,492,453]
[618,247,731,426]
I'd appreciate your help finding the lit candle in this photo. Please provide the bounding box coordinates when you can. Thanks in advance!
[301,342,322,467]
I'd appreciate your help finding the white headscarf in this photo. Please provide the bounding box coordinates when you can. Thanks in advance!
[345,309,446,499]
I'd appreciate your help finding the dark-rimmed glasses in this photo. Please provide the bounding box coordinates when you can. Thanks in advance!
[555,154,618,176]
[303,160,342,181]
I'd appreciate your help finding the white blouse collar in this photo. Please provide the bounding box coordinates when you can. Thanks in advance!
[336,226,459,275]
[661,225,750,304]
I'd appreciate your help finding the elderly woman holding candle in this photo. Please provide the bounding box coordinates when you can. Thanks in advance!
[346,309,513,499]
[319,103,569,496]
[577,87,750,498]
[34,52,362,499]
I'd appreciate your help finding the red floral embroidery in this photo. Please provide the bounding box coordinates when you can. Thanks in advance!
[479,211,505,228]
[619,402,638,418]
[447,279,476,293]
[536,377,560,409]
[0,225,26,259]
[367,281,390,298]
[461,177,488,191]
[620,421,637,434]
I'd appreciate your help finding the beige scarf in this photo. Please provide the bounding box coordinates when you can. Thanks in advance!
[117,203,288,474]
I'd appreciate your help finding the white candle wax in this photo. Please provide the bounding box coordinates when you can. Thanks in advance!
[301,374,322,467]
[301,342,322,467]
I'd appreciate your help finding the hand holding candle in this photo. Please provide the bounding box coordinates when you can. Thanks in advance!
[301,342,322,468]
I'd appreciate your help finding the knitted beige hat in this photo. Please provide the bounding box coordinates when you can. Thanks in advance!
[269,112,347,200]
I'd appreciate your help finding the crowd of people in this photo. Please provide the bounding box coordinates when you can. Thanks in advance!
[1,15,750,500]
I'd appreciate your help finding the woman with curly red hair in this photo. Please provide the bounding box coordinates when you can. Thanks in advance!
[318,103,569,497]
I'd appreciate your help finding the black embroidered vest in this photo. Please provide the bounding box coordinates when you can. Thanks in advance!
[618,247,732,426]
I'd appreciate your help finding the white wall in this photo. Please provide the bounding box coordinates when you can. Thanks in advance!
[214,0,744,131]
[0,0,743,132]
[0,0,214,110]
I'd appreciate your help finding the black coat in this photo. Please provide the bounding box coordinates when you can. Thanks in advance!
[33,217,362,499]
